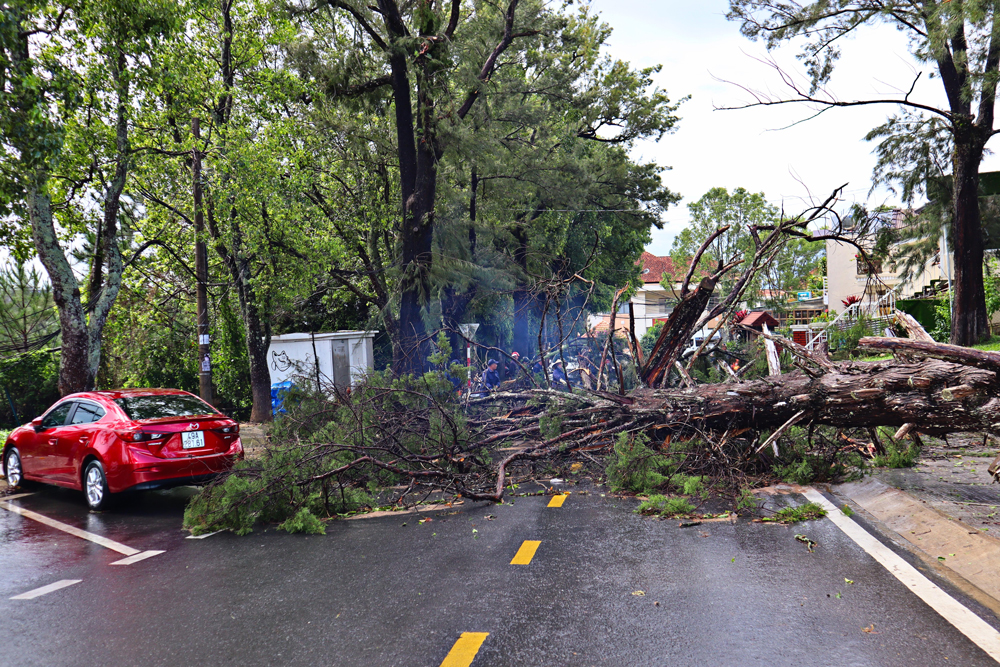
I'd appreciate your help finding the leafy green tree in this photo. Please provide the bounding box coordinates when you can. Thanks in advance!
[127,0,326,421]
[0,0,176,394]
[671,187,778,294]
[291,2,682,365]
[728,0,1000,345]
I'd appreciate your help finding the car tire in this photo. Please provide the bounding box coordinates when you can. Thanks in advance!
[4,447,23,488]
[83,460,112,511]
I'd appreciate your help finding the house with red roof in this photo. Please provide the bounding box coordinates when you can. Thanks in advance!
[588,252,687,338]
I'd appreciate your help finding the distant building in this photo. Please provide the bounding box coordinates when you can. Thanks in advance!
[740,310,780,334]
[824,209,952,313]
[588,252,685,338]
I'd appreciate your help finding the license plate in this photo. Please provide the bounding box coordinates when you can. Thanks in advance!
[181,431,205,449]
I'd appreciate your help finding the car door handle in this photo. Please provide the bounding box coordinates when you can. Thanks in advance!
[47,439,57,445]
[79,436,89,444]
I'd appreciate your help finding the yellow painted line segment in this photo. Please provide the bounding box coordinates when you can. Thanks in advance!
[440,632,489,667]
[547,493,568,508]
[510,539,541,565]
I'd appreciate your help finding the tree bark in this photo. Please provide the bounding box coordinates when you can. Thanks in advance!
[625,357,998,436]
[21,40,129,396]
[950,135,989,345]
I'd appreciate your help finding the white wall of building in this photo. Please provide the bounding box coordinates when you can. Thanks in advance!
[825,232,952,313]
[267,331,377,389]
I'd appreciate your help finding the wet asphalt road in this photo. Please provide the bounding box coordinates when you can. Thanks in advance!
[1,483,999,667]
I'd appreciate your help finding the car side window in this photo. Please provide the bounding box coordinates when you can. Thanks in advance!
[40,402,75,430]
[70,402,106,425]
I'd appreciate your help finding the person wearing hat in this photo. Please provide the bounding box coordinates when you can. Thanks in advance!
[482,358,501,390]
[551,359,567,389]
[506,351,521,378]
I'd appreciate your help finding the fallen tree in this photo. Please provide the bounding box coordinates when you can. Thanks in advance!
[182,188,996,533]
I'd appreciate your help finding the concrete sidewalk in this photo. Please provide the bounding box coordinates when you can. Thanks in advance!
[833,436,1000,617]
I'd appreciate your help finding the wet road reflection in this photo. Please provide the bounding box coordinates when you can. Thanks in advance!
[0,483,998,667]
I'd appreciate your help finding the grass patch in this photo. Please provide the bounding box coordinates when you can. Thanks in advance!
[762,502,827,524]
[637,494,696,518]
[973,336,1000,352]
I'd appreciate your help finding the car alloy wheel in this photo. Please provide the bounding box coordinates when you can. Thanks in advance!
[4,448,21,487]
[84,461,110,510]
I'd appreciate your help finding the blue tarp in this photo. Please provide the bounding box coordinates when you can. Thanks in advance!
[271,380,295,416]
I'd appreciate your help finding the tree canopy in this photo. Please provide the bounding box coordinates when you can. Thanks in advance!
[727,0,1000,345]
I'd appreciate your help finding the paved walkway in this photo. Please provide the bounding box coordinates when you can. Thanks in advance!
[834,436,1000,617]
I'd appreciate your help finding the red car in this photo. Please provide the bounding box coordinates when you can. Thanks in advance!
[1,388,243,510]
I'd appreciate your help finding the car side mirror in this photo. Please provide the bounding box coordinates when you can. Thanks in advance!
[32,417,43,432]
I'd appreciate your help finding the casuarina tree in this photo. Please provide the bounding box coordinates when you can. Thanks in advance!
[727,0,1000,345]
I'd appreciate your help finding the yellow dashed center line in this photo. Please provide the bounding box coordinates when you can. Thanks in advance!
[440,632,489,667]
[547,493,569,508]
[510,539,541,565]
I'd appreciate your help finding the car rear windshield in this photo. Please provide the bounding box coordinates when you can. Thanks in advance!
[114,394,219,421]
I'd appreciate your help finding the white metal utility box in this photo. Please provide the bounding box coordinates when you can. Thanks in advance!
[266,331,377,390]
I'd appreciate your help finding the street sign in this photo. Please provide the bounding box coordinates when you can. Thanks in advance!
[797,291,812,301]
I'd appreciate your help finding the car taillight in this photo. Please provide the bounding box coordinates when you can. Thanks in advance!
[116,430,167,443]
[214,424,239,434]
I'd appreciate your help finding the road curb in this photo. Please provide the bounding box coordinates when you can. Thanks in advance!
[834,477,1000,618]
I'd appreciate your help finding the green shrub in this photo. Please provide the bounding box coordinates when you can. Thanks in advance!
[873,438,921,468]
[674,474,706,497]
[637,494,695,517]
[0,349,59,428]
[735,488,759,513]
[829,316,874,359]
[606,432,674,494]
[277,508,326,535]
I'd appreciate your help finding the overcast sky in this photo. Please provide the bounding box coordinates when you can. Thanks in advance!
[587,0,1000,255]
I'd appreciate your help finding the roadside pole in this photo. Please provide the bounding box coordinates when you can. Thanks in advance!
[193,118,213,404]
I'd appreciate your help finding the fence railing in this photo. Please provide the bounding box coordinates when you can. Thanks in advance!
[805,289,897,352]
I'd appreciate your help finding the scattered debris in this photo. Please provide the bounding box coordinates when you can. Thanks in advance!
[631,590,645,596]
[679,521,702,528]
[862,624,879,634]
[795,534,817,552]
[762,502,828,524]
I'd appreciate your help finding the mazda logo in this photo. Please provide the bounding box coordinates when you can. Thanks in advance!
[188,423,199,430]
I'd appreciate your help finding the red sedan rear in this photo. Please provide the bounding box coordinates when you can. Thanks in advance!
[1,388,243,510]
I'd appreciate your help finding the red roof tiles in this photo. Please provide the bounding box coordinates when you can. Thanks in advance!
[638,252,686,284]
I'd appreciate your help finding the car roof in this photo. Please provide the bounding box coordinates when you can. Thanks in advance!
[66,388,196,401]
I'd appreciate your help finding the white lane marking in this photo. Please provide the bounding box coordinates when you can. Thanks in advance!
[0,499,139,556]
[186,530,222,540]
[804,488,1000,662]
[1,493,35,501]
[11,579,81,600]
[111,550,165,565]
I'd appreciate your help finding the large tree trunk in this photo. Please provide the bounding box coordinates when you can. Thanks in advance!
[376,0,526,375]
[28,182,93,395]
[628,357,996,435]
[14,15,128,396]
[950,136,989,345]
